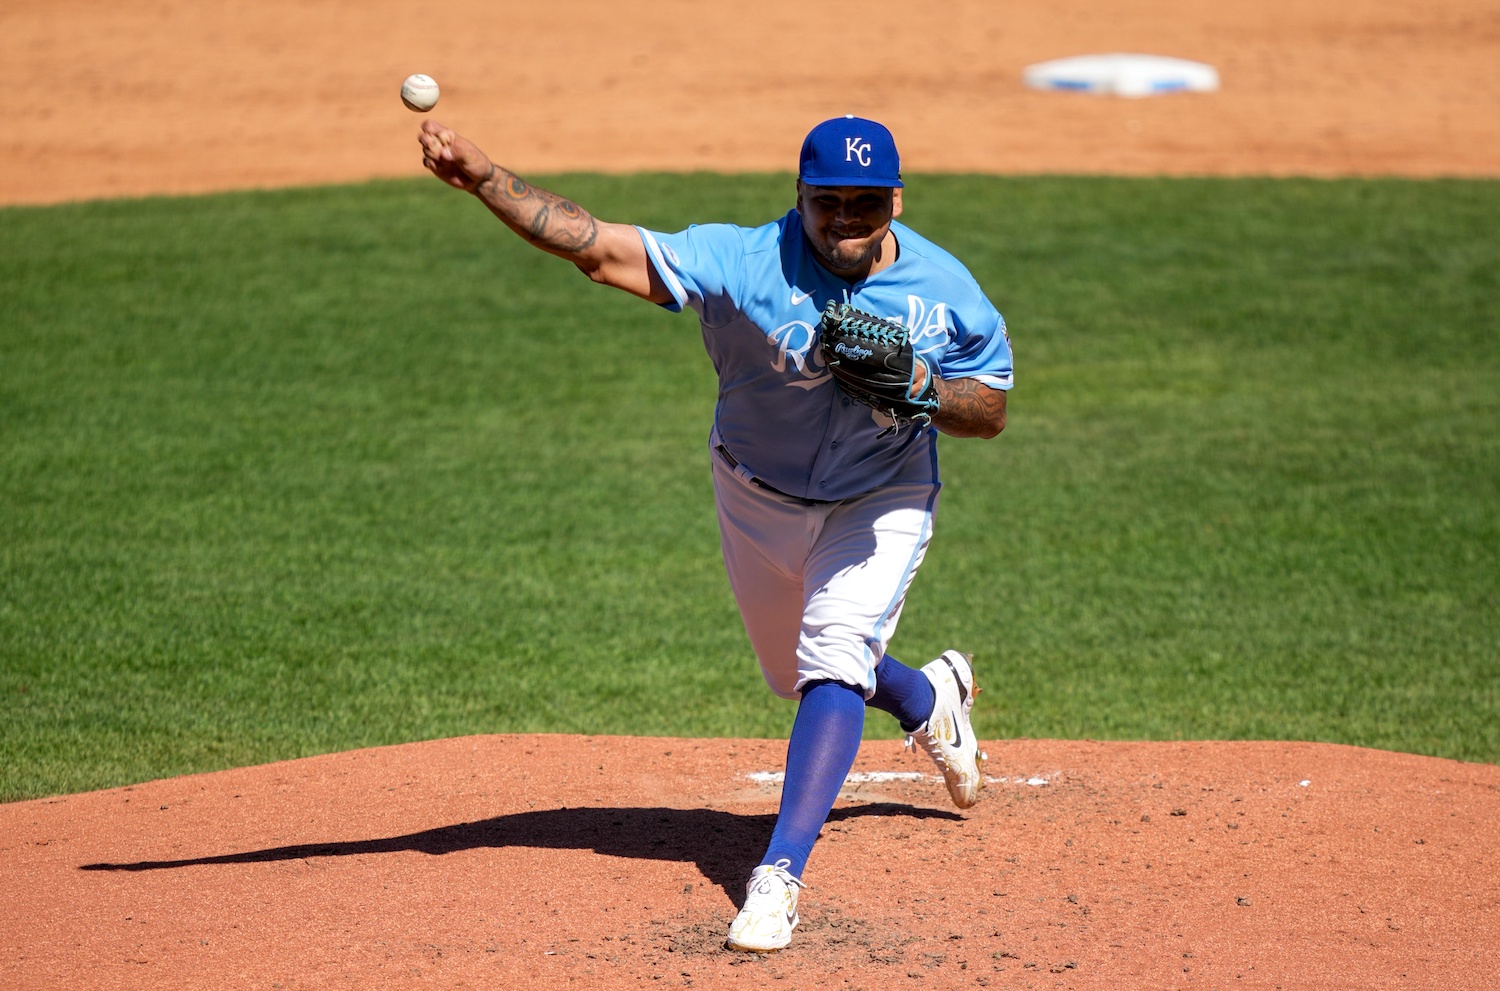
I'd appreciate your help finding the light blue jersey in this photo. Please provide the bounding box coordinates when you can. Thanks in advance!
[638,209,1013,502]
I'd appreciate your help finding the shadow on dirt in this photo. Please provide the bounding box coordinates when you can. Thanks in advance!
[78,802,961,901]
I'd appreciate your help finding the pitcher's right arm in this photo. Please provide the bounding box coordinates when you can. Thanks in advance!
[418,120,671,305]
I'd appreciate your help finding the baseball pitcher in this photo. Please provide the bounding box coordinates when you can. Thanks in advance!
[418,115,1012,952]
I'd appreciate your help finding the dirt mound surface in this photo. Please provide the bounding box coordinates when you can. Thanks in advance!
[4,736,1497,989]
[3,0,1498,207]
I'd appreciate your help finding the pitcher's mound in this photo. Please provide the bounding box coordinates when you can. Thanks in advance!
[4,735,1497,989]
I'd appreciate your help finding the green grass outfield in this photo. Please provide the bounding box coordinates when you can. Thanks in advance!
[2,175,1496,801]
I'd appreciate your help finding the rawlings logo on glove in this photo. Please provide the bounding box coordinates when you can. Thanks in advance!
[832,342,874,361]
[818,301,941,433]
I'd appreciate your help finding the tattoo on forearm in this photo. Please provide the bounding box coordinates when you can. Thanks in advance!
[471,164,498,198]
[477,166,599,254]
[934,377,1006,436]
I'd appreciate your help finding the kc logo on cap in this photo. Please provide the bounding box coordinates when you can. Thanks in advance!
[799,115,902,188]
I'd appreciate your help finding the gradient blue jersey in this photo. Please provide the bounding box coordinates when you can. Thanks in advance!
[638,209,1013,501]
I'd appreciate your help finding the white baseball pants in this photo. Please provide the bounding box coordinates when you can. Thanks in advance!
[710,444,941,700]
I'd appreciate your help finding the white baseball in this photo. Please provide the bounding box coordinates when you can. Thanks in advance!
[400,74,440,112]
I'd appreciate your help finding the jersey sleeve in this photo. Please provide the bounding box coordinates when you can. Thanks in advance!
[934,303,1014,391]
[636,223,746,328]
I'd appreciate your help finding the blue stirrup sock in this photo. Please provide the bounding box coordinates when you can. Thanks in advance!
[866,653,936,732]
[759,679,867,879]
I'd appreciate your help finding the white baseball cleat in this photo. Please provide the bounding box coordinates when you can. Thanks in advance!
[907,650,985,809]
[725,859,806,952]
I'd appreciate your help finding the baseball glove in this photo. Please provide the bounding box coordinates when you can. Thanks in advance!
[818,301,940,431]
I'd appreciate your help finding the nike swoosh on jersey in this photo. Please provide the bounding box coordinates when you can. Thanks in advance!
[791,289,813,305]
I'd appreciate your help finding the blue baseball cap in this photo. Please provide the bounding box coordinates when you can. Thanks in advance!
[798,115,903,188]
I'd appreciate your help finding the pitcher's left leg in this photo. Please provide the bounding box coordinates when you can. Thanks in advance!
[793,479,941,694]
[725,679,864,953]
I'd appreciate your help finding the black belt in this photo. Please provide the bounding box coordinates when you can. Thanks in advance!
[715,445,836,504]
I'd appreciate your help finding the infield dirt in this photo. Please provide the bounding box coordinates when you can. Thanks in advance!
[6,737,1499,990]
[2,0,1498,206]
[2,1,1498,988]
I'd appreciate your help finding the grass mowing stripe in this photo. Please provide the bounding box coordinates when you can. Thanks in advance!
[1,175,1496,800]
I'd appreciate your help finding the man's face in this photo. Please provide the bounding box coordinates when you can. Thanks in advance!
[796,182,901,278]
